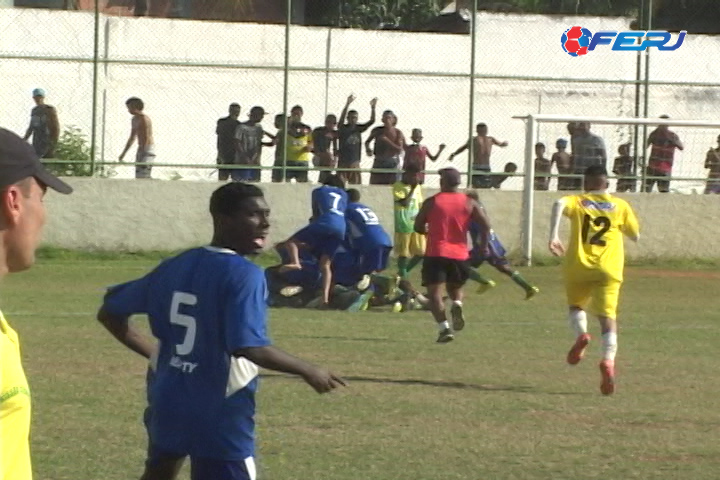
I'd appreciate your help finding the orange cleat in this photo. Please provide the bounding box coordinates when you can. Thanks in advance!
[599,360,615,395]
[566,333,591,365]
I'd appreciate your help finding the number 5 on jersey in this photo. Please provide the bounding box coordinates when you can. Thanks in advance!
[170,291,197,355]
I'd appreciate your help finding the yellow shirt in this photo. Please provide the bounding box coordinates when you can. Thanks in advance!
[285,123,313,163]
[392,182,423,234]
[562,192,640,282]
[0,310,32,480]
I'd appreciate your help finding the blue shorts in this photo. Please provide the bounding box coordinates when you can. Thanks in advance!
[292,223,344,259]
[146,446,256,480]
[359,246,391,274]
[469,233,508,268]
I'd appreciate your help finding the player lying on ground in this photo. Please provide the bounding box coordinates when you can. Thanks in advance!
[280,174,348,307]
[465,191,539,299]
[97,183,345,480]
[549,165,640,396]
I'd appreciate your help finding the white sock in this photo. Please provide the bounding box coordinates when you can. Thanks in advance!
[568,310,588,338]
[601,332,618,362]
[438,321,450,331]
[453,300,463,307]
[415,293,429,306]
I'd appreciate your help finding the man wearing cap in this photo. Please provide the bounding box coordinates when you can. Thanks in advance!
[414,167,490,343]
[23,88,60,159]
[216,103,241,181]
[0,128,72,479]
[644,115,683,193]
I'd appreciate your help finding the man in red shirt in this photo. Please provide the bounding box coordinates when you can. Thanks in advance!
[644,115,683,193]
[414,168,491,343]
[403,128,445,184]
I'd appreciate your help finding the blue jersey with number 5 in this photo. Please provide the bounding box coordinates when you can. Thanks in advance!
[312,186,348,235]
[101,246,270,461]
[346,201,392,251]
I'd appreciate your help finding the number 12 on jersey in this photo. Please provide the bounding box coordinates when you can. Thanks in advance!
[581,214,611,246]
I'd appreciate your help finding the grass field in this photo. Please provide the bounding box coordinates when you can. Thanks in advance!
[3,256,720,480]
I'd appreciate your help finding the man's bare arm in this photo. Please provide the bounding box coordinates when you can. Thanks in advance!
[448,140,470,159]
[428,144,446,161]
[338,94,354,126]
[97,307,155,360]
[414,197,434,234]
[119,121,137,161]
[360,98,378,129]
[493,137,509,147]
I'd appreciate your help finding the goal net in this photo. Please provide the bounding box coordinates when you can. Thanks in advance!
[513,114,720,266]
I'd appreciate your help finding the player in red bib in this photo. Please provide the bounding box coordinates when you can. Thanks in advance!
[414,168,491,343]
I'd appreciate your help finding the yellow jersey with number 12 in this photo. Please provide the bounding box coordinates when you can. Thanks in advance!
[562,192,639,282]
[0,310,32,480]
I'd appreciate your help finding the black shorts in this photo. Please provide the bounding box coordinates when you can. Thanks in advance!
[421,256,469,287]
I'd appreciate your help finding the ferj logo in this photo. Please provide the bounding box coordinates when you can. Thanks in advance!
[561,26,687,56]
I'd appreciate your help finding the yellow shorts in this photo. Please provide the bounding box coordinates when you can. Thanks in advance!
[565,279,622,319]
[394,232,426,258]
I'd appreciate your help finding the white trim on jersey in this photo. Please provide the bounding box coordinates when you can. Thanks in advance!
[203,246,238,255]
[226,357,259,398]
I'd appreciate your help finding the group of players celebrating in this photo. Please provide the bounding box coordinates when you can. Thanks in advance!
[95,164,639,480]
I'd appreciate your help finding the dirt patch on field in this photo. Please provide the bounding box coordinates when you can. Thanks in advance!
[628,269,720,279]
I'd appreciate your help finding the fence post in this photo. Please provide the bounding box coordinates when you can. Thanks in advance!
[281,0,292,182]
[522,115,536,267]
[466,0,478,187]
[90,0,101,175]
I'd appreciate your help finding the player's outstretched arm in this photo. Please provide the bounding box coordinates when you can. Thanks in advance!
[97,307,155,360]
[413,197,434,234]
[236,346,346,394]
[548,199,566,256]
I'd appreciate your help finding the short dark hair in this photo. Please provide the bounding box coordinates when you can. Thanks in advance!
[322,174,346,189]
[535,142,545,148]
[466,190,479,201]
[126,97,144,110]
[210,182,264,217]
[291,105,303,113]
[476,123,487,129]
[347,188,361,202]
[347,109,358,115]
[584,165,608,177]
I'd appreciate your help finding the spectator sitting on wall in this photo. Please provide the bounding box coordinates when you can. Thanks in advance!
[285,105,313,183]
[570,122,606,189]
[365,110,405,185]
[216,103,241,181]
[613,143,636,193]
[312,115,339,185]
[704,133,720,194]
[551,138,574,191]
[447,123,508,189]
[338,95,377,185]
[23,88,60,159]
[644,115,683,193]
[490,162,517,189]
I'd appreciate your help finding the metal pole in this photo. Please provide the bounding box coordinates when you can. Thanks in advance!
[281,0,291,181]
[89,0,100,175]
[466,0,478,188]
[324,28,332,117]
[640,0,653,192]
[522,115,536,267]
[632,0,644,181]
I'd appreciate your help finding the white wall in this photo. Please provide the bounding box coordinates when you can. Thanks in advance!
[2,9,719,190]
[42,178,720,260]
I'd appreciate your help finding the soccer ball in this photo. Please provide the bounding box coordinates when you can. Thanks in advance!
[561,26,592,57]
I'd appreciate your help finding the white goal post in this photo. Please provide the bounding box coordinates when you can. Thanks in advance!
[512,114,720,267]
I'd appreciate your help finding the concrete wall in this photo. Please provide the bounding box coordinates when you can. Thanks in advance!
[2,10,720,190]
[43,179,720,258]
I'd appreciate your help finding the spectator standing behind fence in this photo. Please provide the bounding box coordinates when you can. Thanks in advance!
[365,110,405,185]
[312,115,339,184]
[534,142,551,191]
[551,138,574,190]
[216,103,241,181]
[285,105,313,183]
[403,128,445,185]
[338,95,377,185]
[234,106,270,182]
[271,113,287,183]
[570,122,606,190]
[644,115,683,193]
[704,133,720,194]
[23,88,60,159]
[118,97,155,179]
[448,123,508,189]
[613,143,636,193]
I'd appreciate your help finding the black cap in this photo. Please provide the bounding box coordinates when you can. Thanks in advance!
[439,167,462,187]
[0,128,73,194]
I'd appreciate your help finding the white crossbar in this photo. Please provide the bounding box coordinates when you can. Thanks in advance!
[512,114,720,129]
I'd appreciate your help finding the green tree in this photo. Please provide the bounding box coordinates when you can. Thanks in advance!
[44,126,94,177]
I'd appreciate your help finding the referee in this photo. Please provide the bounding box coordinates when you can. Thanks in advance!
[414,167,490,343]
[0,128,72,479]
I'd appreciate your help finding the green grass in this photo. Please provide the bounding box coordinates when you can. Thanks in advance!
[3,259,719,479]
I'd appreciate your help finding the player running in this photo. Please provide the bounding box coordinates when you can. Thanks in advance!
[415,167,491,343]
[280,174,348,307]
[465,191,539,299]
[97,182,345,480]
[549,165,640,395]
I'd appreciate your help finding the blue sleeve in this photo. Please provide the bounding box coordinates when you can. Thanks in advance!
[224,265,272,354]
[102,274,152,317]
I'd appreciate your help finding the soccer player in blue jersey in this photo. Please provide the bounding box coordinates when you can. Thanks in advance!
[465,190,539,299]
[281,174,348,307]
[97,182,345,480]
[345,189,392,275]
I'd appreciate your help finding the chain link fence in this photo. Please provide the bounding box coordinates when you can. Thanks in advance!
[2,3,719,193]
